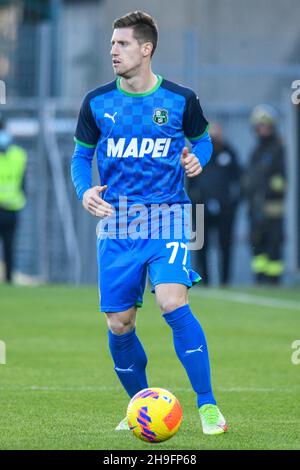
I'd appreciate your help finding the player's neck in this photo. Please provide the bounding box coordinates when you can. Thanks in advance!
[119,70,158,95]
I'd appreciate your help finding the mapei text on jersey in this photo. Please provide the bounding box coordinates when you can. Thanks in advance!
[107,137,171,158]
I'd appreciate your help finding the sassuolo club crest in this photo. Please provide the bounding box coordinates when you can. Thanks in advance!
[153,109,168,125]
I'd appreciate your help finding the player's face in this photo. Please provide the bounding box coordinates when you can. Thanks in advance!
[110,28,144,78]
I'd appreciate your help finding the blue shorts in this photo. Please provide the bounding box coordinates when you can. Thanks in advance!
[96,213,201,312]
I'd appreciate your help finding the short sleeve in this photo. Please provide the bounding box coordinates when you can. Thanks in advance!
[183,91,209,140]
[74,94,100,148]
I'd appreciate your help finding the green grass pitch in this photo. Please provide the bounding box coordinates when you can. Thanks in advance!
[0,284,300,450]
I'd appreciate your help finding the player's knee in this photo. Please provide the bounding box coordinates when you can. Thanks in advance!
[158,297,187,314]
[106,315,136,335]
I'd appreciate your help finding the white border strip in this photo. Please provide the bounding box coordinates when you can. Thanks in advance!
[191,289,300,311]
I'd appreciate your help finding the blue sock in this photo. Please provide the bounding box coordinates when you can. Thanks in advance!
[108,329,148,398]
[163,304,216,408]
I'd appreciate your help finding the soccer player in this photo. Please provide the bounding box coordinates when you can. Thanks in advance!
[71,11,227,435]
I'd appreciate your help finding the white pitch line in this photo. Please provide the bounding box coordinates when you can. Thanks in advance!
[191,289,300,311]
[0,386,117,392]
[0,386,299,393]
[175,386,300,393]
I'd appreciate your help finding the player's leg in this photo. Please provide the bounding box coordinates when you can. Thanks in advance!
[105,307,148,399]
[105,307,149,431]
[147,218,227,434]
[155,283,227,435]
[97,236,149,413]
[155,283,216,407]
[149,235,211,407]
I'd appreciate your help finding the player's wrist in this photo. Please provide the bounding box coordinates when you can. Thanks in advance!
[80,186,92,201]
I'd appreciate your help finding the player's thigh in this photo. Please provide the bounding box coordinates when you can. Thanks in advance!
[148,238,199,312]
[105,307,137,335]
[97,236,147,313]
[155,283,188,313]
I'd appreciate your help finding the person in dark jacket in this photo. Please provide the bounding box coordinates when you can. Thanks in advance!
[244,104,286,284]
[187,123,242,285]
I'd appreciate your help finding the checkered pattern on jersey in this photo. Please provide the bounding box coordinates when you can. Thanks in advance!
[89,86,189,206]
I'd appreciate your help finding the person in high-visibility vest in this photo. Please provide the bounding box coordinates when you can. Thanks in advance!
[0,116,27,282]
[244,105,286,284]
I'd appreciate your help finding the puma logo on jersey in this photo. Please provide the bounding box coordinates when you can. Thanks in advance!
[104,112,117,123]
[107,138,171,158]
[183,266,189,276]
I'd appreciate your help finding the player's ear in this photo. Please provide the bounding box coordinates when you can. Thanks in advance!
[142,42,153,58]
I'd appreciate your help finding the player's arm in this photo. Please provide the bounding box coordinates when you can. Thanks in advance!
[180,91,213,177]
[71,94,114,217]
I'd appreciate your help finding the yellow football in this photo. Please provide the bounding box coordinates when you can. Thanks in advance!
[127,387,183,443]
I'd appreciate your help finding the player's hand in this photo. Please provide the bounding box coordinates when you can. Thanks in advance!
[180,147,202,178]
[82,185,114,218]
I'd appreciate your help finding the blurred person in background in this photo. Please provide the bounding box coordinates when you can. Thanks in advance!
[244,105,286,285]
[0,115,27,283]
[187,122,242,285]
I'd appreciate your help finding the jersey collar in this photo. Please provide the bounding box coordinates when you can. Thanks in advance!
[116,74,163,97]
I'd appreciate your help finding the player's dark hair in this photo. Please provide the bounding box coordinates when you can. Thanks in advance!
[113,11,158,57]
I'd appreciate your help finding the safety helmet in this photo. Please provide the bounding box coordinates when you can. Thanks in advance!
[250,104,278,127]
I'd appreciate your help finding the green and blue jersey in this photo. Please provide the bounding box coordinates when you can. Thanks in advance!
[72,75,212,206]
